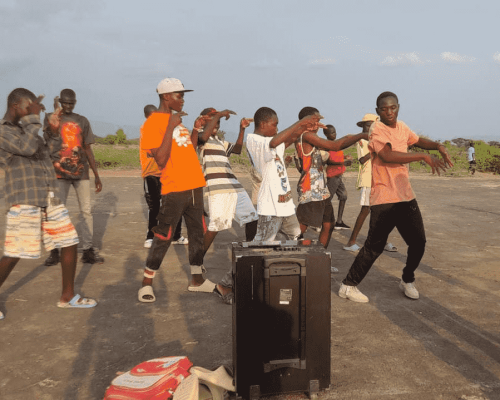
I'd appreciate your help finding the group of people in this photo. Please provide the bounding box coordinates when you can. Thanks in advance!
[0,78,453,321]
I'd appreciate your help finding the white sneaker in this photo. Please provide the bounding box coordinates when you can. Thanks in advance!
[399,280,419,299]
[0,310,4,320]
[174,236,189,245]
[144,239,153,248]
[338,283,369,303]
[331,266,339,273]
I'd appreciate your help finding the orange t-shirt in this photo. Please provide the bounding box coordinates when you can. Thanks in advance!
[326,150,345,178]
[140,113,205,195]
[139,117,161,179]
[368,120,419,206]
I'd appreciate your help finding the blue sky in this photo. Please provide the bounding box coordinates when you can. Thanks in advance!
[1,0,499,142]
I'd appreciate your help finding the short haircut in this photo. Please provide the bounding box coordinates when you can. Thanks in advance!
[254,107,277,128]
[469,141,474,146]
[7,88,36,107]
[200,107,216,116]
[143,104,157,118]
[323,124,336,137]
[298,106,319,120]
[376,91,398,108]
[60,88,76,101]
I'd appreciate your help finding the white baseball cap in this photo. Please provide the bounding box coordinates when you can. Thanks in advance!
[156,78,193,94]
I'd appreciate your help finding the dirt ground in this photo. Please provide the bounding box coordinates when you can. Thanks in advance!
[0,169,499,400]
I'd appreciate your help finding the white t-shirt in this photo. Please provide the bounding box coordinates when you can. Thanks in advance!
[467,146,475,162]
[246,133,295,217]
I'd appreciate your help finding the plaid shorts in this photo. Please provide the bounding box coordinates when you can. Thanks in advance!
[4,204,79,259]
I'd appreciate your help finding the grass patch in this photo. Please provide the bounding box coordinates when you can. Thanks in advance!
[93,140,500,175]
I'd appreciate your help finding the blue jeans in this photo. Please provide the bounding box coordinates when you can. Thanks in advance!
[343,199,426,286]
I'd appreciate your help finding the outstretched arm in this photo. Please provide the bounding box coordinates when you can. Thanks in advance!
[302,132,368,152]
[415,137,454,168]
[269,114,325,149]
[378,142,452,175]
[198,109,236,146]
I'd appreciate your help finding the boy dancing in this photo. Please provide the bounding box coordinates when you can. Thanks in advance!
[294,107,368,254]
[196,108,258,256]
[139,78,210,303]
[339,92,452,303]
[0,88,97,320]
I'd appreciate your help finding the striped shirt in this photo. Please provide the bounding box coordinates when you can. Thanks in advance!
[0,115,61,208]
[200,136,244,196]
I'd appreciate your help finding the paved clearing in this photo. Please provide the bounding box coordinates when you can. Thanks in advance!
[0,170,499,400]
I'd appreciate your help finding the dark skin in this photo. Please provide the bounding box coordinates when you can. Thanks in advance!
[298,112,368,248]
[345,120,374,247]
[0,95,80,304]
[375,96,453,173]
[142,91,207,293]
[52,96,103,193]
[197,111,255,258]
[214,113,324,298]
[323,125,352,225]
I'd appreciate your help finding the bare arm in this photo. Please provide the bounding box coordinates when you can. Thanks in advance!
[358,154,371,165]
[378,142,452,175]
[151,112,185,169]
[269,114,324,149]
[231,118,253,155]
[83,144,102,193]
[199,110,236,146]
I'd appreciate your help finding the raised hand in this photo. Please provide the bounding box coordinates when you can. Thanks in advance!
[218,109,237,120]
[169,111,188,128]
[27,94,46,116]
[240,117,253,129]
[299,113,325,132]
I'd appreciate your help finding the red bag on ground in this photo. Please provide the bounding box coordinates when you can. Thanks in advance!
[103,356,193,400]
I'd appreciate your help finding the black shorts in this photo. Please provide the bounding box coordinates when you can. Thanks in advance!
[296,199,335,228]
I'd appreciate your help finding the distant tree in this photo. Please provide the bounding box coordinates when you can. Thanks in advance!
[115,128,127,144]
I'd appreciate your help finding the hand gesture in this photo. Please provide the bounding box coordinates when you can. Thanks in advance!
[218,109,237,120]
[169,111,187,128]
[193,114,212,131]
[48,107,63,131]
[424,154,448,176]
[240,117,253,129]
[438,146,454,169]
[299,114,325,132]
[27,95,46,116]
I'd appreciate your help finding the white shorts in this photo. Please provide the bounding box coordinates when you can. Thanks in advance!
[207,191,258,232]
[360,187,370,207]
[4,203,79,259]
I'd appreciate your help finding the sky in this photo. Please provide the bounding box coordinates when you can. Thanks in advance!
[1,0,499,142]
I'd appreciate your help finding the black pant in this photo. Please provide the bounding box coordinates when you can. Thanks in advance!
[146,187,205,271]
[144,176,182,241]
[343,199,426,286]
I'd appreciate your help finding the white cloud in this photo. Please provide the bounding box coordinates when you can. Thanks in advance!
[440,52,476,64]
[380,52,429,67]
[493,52,500,63]
[308,57,336,65]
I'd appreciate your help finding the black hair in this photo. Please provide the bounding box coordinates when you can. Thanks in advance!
[254,107,277,129]
[7,88,36,107]
[469,141,474,147]
[298,107,319,120]
[143,104,157,118]
[60,88,76,101]
[200,107,216,116]
[376,91,398,108]
[322,124,336,137]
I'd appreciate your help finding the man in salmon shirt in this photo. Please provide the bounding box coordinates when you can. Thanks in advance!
[338,91,453,303]
[138,78,212,303]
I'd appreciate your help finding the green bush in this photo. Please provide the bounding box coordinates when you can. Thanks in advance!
[93,146,140,169]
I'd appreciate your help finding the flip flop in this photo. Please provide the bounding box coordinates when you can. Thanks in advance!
[214,285,234,305]
[138,285,156,303]
[384,243,398,252]
[57,294,97,309]
[343,244,361,253]
[188,279,216,293]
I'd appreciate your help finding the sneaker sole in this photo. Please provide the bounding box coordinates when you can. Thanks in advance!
[338,289,369,303]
